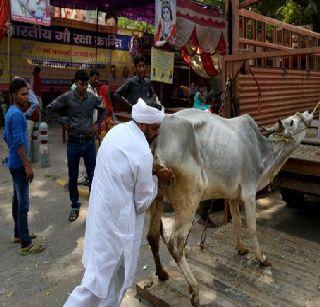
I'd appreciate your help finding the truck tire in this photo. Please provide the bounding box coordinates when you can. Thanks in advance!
[280,188,304,208]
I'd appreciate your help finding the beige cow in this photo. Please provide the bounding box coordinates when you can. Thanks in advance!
[147,109,313,306]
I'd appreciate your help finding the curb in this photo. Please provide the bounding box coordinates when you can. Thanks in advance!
[55,178,89,200]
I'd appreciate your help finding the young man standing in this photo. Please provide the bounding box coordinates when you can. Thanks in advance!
[47,70,106,222]
[64,97,174,307]
[78,69,101,185]
[3,78,45,255]
[30,65,42,109]
[114,54,154,111]
[87,69,100,96]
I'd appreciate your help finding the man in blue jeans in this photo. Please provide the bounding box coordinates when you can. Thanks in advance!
[3,78,45,255]
[47,70,106,222]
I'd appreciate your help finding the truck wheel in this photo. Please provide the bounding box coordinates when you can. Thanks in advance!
[280,188,304,208]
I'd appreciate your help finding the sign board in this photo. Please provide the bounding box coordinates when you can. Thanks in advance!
[10,0,51,26]
[151,47,174,84]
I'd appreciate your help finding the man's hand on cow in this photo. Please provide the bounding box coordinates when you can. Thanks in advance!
[155,167,175,182]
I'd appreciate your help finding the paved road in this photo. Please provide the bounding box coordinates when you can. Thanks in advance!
[0,124,153,306]
[1,123,320,307]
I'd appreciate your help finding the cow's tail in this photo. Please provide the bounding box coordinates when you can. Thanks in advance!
[160,220,169,245]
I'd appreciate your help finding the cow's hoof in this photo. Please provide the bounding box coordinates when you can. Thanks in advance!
[191,294,200,307]
[189,286,200,306]
[259,259,272,267]
[237,247,249,256]
[157,269,169,281]
[258,255,272,267]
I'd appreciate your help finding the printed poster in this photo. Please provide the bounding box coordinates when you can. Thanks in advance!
[154,0,176,47]
[10,0,51,26]
[151,47,174,84]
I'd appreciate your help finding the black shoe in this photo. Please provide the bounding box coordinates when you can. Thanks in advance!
[78,177,90,187]
[68,209,79,222]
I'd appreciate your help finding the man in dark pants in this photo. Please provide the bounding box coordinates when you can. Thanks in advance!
[114,54,154,111]
[3,78,45,255]
[47,70,106,222]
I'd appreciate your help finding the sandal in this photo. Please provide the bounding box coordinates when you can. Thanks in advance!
[68,209,79,222]
[19,244,45,255]
[12,234,37,243]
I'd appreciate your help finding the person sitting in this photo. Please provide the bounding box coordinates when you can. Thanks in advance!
[193,87,210,111]
[207,88,222,114]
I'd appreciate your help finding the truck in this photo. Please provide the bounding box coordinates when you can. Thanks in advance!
[274,120,320,206]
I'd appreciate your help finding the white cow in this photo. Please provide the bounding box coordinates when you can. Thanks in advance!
[147,109,313,306]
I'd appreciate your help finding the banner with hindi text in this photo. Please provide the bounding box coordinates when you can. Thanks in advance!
[0,37,134,90]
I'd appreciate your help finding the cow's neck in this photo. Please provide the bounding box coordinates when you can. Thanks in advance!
[258,138,300,190]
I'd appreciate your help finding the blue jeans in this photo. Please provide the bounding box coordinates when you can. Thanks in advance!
[67,139,96,209]
[10,167,32,248]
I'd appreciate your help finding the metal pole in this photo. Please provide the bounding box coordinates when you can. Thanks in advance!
[95,7,98,65]
[318,111,320,140]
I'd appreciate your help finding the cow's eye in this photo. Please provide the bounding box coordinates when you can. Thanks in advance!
[290,120,294,126]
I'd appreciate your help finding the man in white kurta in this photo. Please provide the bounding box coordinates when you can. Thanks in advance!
[65,98,172,307]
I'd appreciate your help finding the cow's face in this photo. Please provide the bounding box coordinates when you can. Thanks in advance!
[270,111,313,142]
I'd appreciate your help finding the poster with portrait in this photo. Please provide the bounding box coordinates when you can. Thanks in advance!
[11,0,51,26]
[151,47,174,84]
[154,0,176,47]
[129,36,143,59]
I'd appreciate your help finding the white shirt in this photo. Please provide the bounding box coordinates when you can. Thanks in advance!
[81,121,158,301]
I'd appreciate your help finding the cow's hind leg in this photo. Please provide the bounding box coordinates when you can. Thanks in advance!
[147,195,169,281]
[168,205,199,307]
[229,200,248,255]
[242,192,271,266]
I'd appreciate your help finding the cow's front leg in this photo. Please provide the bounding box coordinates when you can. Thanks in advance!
[229,200,248,255]
[243,193,271,266]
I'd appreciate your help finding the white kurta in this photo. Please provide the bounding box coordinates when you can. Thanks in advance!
[67,121,158,306]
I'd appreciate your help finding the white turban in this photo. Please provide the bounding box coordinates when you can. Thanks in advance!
[132,98,165,124]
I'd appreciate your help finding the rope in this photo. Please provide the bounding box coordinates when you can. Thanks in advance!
[199,201,214,250]
[249,68,262,112]
[312,100,320,114]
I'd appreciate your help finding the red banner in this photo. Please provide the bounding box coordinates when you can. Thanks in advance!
[0,0,9,41]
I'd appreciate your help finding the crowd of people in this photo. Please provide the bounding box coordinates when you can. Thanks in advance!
[1,53,225,305]
[2,54,176,306]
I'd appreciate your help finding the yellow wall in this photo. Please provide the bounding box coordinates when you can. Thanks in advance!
[0,37,135,86]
